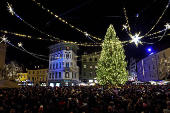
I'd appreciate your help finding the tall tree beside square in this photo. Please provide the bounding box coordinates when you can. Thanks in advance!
[96,24,128,86]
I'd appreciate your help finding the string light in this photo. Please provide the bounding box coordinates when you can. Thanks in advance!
[7,41,49,61]
[143,1,170,37]
[165,23,170,30]
[0,29,103,46]
[7,2,60,42]
[31,0,102,41]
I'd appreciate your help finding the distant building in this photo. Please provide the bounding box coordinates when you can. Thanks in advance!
[27,69,48,86]
[0,43,7,69]
[137,47,170,82]
[48,42,79,87]
[128,57,137,81]
[81,52,100,84]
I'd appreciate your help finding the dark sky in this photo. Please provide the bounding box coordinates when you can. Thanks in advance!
[0,0,170,68]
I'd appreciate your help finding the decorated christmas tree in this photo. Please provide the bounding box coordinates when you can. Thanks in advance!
[96,24,128,86]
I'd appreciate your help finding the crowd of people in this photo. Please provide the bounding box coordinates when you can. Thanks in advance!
[0,85,170,113]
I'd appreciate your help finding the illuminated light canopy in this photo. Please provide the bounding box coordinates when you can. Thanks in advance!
[7,2,14,15]
[130,32,143,47]
[165,23,170,30]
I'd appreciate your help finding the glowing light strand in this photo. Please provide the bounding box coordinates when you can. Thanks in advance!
[6,41,49,61]
[0,30,102,46]
[31,0,102,41]
[143,1,170,37]
[0,35,9,44]
[46,0,93,25]
[18,42,49,57]
[7,2,60,41]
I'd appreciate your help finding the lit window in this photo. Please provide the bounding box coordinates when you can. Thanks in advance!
[66,54,69,58]
[65,72,69,78]
[90,72,92,76]
[152,57,154,61]
[95,65,97,68]
[67,47,69,50]
[84,65,86,68]
[89,80,93,82]
[90,66,92,68]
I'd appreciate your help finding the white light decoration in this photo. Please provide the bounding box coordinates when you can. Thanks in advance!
[7,2,14,15]
[85,32,88,36]
[18,42,23,47]
[0,35,8,44]
[130,32,143,47]
[122,24,128,30]
[165,23,170,30]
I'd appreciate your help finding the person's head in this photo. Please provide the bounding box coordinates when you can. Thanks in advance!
[167,101,170,109]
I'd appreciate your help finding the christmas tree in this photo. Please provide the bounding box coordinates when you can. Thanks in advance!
[96,24,128,86]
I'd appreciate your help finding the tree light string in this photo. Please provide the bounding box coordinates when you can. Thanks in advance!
[46,0,93,25]
[7,2,60,42]
[31,0,102,41]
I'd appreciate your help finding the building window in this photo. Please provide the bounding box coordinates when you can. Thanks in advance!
[95,72,97,76]
[83,58,86,61]
[72,72,74,78]
[56,55,58,60]
[152,57,154,61]
[50,64,52,69]
[90,66,92,69]
[153,64,155,69]
[67,47,69,50]
[83,79,87,83]
[52,73,54,78]
[53,64,55,69]
[66,63,69,68]
[163,53,166,58]
[60,63,61,68]
[75,73,76,78]
[84,72,86,76]
[33,71,34,74]
[43,70,45,74]
[89,58,92,61]
[32,77,34,81]
[59,72,61,78]
[65,72,69,78]
[60,54,61,59]
[56,63,58,68]
[95,58,97,61]
[89,80,93,82]
[55,73,57,78]
[40,77,41,81]
[149,66,150,70]
[60,47,62,50]
[49,73,51,78]
[53,56,55,60]
[95,65,97,68]
[84,65,86,68]
[90,72,92,76]
[29,71,30,74]
[66,54,69,58]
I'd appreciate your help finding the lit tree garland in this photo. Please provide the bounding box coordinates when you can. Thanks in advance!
[96,24,128,86]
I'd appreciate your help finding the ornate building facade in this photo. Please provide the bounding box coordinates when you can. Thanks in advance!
[48,43,79,87]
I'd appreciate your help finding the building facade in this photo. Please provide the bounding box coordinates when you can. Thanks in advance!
[137,47,170,82]
[128,57,137,81]
[48,43,79,87]
[81,52,100,83]
[17,73,28,85]
[27,69,48,86]
[0,43,7,69]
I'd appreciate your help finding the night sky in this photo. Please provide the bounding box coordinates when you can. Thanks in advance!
[0,0,170,69]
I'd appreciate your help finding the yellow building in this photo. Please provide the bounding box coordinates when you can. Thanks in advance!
[27,69,48,86]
